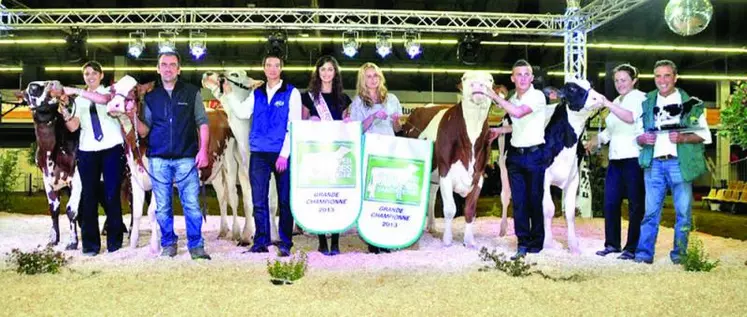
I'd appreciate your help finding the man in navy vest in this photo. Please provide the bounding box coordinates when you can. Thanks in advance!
[222,53,302,256]
[127,51,211,260]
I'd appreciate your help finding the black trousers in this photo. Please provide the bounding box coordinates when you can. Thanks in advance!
[603,158,645,253]
[77,145,124,253]
[506,147,546,252]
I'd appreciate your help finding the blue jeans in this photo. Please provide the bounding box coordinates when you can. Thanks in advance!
[635,158,693,263]
[149,157,204,250]
[250,151,293,251]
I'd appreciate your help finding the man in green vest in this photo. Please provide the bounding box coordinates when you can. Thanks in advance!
[634,60,711,264]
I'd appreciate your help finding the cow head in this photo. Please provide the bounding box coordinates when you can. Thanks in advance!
[23,81,67,124]
[462,70,495,108]
[106,75,139,115]
[202,69,263,102]
[556,79,600,112]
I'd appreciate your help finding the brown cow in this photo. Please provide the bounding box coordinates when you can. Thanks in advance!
[401,71,508,247]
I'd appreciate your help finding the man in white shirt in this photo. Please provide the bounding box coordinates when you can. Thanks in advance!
[490,60,548,259]
[634,60,712,264]
[221,53,302,257]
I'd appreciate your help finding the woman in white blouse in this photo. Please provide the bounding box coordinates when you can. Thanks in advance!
[59,61,125,256]
[586,64,646,260]
[349,62,402,136]
[349,62,402,254]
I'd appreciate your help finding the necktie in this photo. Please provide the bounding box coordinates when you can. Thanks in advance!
[89,101,104,141]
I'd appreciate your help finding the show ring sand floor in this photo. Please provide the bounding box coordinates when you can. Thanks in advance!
[1,212,746,316]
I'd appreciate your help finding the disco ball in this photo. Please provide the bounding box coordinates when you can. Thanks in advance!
[664,0,713,36]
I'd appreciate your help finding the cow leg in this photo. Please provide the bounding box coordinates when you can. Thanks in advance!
[498,135,510,237]
[268,172,280,243]
[146,192,159,254]
[43,180,61,246]
[212,168,231,240]
[236,157,254,246]
[64,170,82,250]
[213,165,230,239]
[463,188,480,248]
[564,172,581,254]
[223,143,241,242]
[129,178,145,248]
[426,182,438,234]
[542,181,562,250]
[439,177,456,246]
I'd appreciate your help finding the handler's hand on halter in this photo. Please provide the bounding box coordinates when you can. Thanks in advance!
[196,149,209,169]
[587,89,607,110]
[221,80,233,95]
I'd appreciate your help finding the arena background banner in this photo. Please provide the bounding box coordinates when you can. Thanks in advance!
[357,134,433,249]
[290,120,363,234]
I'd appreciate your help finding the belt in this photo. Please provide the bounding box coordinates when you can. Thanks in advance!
[511,145,540,155]
[655,154,677,160]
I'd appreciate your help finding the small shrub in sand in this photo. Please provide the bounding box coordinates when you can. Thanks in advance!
[267,251,308,284]
[6,246,71,275]
[680,235,720,272]
[478,247,588,282]
[478,247,534,277]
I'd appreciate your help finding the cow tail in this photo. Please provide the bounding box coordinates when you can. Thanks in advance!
[200,183,208,222]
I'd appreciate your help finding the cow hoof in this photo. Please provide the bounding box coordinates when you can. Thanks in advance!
[498,229,507,237]
[65,243,78,250]
[217,229,229,239]
[236,241,251,247]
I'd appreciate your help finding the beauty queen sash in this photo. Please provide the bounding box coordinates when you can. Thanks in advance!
[310,92,334,121]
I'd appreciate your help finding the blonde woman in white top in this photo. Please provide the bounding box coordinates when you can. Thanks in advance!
[59,61,125,256]
[349,62,402,254]
[585,64,645,260]
[349,62,403,137]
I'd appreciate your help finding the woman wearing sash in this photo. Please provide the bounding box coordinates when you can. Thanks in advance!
[301,55,352,256]
[349,62,403,254]
[59,61,126,256]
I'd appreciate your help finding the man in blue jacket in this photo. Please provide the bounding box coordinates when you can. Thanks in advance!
[128,51,211,260]
[223,53,302,257]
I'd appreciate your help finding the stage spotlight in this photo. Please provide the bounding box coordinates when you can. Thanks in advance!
[65,28,86,63]
[375,33,392,58]
[342,31,359,58]
[189,30,207,59]
[266,31,287,60]
[457,34,481,66]
[158,31,177,54]
[403,32,422,59]
[127,31,145,58]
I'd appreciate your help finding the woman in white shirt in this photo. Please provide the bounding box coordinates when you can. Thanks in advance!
[349,62,403,137]
[59,61,125,256]
[349,62,402,254]
[586,64,646,260]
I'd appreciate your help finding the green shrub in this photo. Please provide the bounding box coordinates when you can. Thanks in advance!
[478,247,534,277]
[719,81,747,149]
[680,234,720,272]
[267,251,308,284]
[6,246,71,275]
[0,150,21,210]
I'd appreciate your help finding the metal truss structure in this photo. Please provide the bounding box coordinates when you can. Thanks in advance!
[575,0,654,33]
[0,8,566,35]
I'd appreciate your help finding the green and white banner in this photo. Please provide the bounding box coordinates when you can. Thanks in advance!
[290,120,363,234]
[357,134,433,249]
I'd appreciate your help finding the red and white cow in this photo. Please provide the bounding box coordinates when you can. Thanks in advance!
[496,80,603,253]
[23,81,82,250]
[401,71,508,247]
[107,76,248,251]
